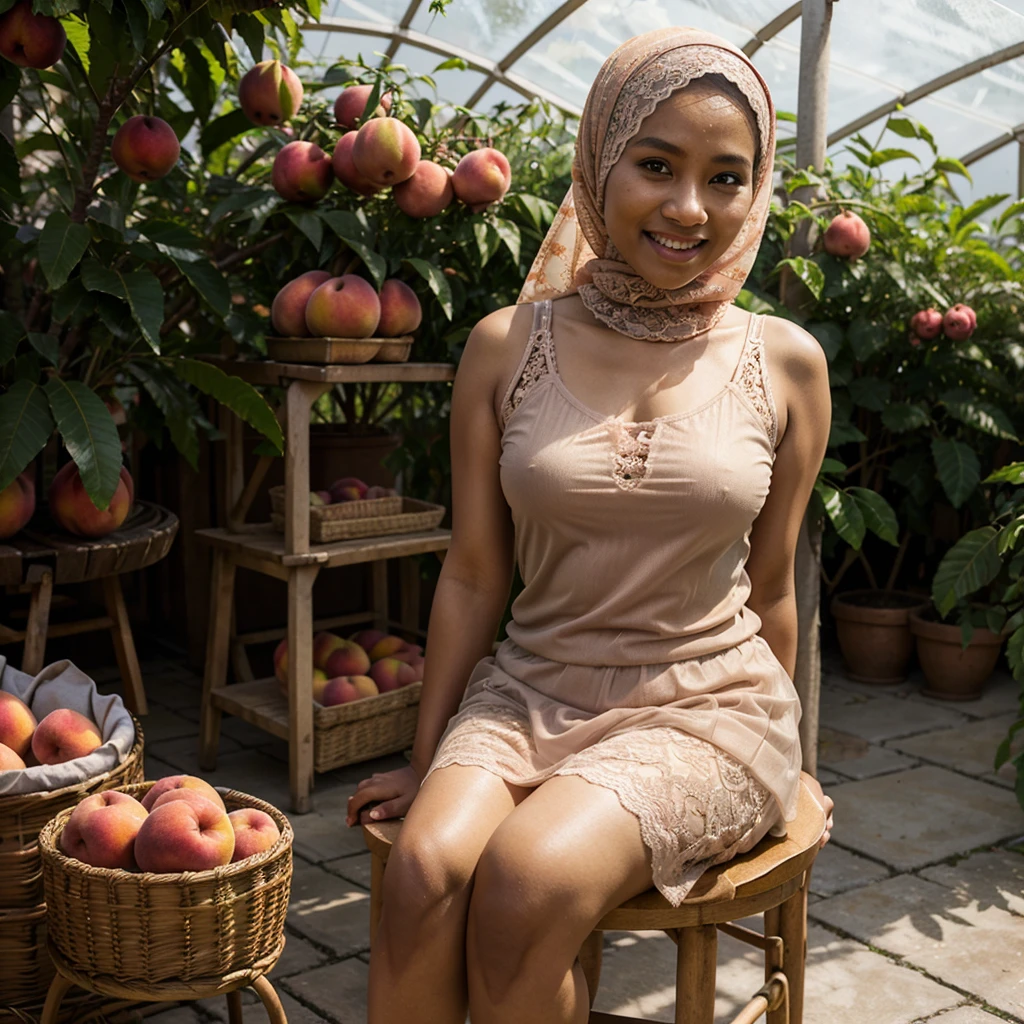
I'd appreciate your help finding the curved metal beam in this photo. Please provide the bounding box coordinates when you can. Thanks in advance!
[305,17,583,115]
[462,0,590,112]
[742,2,802,57]
[384,0,423,61]
[827,39,1024,148]
[960,121,1024,166]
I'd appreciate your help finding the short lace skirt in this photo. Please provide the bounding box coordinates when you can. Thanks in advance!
[422,638,795,907]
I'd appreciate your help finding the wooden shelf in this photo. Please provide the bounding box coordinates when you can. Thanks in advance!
[202,354,456,387]
[210,678,289,740]
[196,524,451,576]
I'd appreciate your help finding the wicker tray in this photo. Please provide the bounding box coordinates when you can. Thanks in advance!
[313,681,422,772]
[272,497,446,543]
[0,716,145,909]
[269,485,402,524]
[38,784,293,988]
[266,335,413,364]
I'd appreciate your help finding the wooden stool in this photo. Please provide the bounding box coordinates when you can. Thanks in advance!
[38,942,288,1024]
[362,772,825,1024]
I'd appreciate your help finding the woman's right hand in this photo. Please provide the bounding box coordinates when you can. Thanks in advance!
[345,765,422,828]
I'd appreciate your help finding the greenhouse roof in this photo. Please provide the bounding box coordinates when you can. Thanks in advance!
[298,0,1024,207]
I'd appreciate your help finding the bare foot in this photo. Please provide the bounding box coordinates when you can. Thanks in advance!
[805,775,835,848]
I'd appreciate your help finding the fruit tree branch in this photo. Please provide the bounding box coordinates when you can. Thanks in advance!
[70,88,120,224]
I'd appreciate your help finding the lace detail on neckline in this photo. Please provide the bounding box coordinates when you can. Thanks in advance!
[503,304,556,428]
[611,421,656,491]
[735,317,778,450]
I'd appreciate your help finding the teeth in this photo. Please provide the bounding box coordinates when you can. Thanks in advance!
[650,233,702,251]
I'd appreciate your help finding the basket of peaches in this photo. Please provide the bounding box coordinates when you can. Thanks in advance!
[36,774,292,991]
[274,628,423,771]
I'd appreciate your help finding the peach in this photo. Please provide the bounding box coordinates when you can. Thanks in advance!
[238,60,304,126]
[404,655,425,682]
[134,799,235,873]
[334,84,392,130]
[60,791,148,869]
[323,639,371,678]
[367,635,406,662]
[943,303,977,341]
[276,667,329,700]
[272,141,333,204]
[228,807,281,862]
[822,210,870,259]
[312,631,346,672]
[111,116,180,183]
[150,789,223,818]
[49,461,134,538]
[0,0,65,69]
[368,657,415,693]
[309,491,326,506]
[0,691,37,759]
[910,308,943,341]
[364,485,395,500]
[271,270,331,337]
[350,675,379,699]
[0,471,35,539]
[32,708,103,765]
[390,646,422,666]
[349,628,387,653]
[305,276,380,339]
[0,742,26,771]
[313,489,333,504]
[352,118,421,187]
[377,279,422,337]
[319,676,359,706]
[329,475,369,503]
[273,637,288,685]
[452,148,511,211]
[331,132,381,196]
[141,774,225,812]
[393,160,454,218]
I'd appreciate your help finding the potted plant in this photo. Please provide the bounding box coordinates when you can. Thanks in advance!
[747,112,1024,684]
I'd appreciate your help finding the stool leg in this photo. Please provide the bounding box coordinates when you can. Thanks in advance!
[768,872,810,1024]
[676,923,717,1024]
[39,973,73,1024]
[369,851,385,950]
[103,574,149,716]
[226,988,244,1024]
[577,930,603,1008]
[199,550,235,770]
[251,975,289,1024]
[22,567,53,676]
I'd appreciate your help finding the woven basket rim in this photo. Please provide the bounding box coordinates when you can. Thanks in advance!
[0,715,145,814]
[313,679,421,720]
[37,784,293,885]
[0,903,47,922]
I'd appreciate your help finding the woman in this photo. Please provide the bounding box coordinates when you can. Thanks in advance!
[347,26,834,1024]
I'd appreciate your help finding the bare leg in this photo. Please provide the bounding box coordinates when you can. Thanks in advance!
[466,774,653,1024]
[368,763,531,1024]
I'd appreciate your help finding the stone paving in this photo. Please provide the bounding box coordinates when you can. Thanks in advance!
[92,647,1024,1024]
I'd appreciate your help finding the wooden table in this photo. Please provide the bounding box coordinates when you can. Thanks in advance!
[197,357,455,813]
[0,502,180,715]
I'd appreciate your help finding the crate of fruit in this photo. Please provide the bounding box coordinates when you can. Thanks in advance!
[274,628,424,771]
[38,778,292,991]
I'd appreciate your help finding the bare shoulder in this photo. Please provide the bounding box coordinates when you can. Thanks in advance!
[760,314,829,381]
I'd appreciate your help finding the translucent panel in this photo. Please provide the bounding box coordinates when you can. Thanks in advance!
[320,0,407,25]
[474,80,537,113]
[299,29,391,67]
[390,44,489,107]
[926,58,1024,133]
[957,139,1019,210]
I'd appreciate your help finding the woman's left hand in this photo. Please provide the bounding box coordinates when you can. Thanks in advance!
[806,776,834,848]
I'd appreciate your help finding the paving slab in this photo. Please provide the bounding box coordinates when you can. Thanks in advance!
[919,848,1024,917]
[889,714,1021,783]
[811,874,1024,1017]
[905,671,1020,720]
[820,739,919,780]
[824,766,1022,870]
[822,671,919,698]
[821,696,968,742]
[286,859,372,957]
[325,852,374,889]
[809,843,891,896]
[143,1007,203,1024]
[274,990,335,1024]
[816,767,846,786]
[282,956,369,1023]
[146,732,243,773]
[926,1007,1008,1023]
[288,798,367,862]
[269,931,330,979]
[132,705,200,745]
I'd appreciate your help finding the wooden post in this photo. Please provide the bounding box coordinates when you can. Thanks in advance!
[784,0,837,776]
[287,562,320,813]
[676,924,717,1024]
[199,550,237,770]
[284,381,330,556]
[21,565,53,677]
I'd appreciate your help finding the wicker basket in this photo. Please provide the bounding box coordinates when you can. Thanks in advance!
[313,680,421,772]
[38,784,293,988]
[0,904,54,1007]
[0,716,145,910]
[272,496,446,544]
[270,485,402,525]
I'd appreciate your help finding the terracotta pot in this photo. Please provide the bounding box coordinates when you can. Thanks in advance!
[909,609,1006,701]
[830,589,930,684]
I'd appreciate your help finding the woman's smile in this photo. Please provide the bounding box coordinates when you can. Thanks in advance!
[644,231,709,263]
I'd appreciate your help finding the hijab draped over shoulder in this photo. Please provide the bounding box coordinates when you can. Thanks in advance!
[517,27,776,342]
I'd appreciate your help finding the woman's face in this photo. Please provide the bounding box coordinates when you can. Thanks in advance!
[603,80,758,291]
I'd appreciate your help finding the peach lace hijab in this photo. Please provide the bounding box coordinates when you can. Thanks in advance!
[517,27,776,342]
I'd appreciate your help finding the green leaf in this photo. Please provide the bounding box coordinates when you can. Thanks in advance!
[403,257,453,321]
[819,457,847,476]
[847,487,899,545]
[829,420,867,446]
[940,388,1018,441]
[199,108,253,158]
[868,147,919,167]
[234,11,263,62]
[169,358,283,452]
[0,311,25,363]
[0,381,55,492]
[807,322,843,362]
[776,256,824,300]
[122,0,149,54]
[818,482,866,549]
[985,462,1024,486]
[80,260,164,351]
[934,157,971,182]
[26,332,59,366]
[176,257,231,319]
[38,211,91,290]
[494,218,521,264]
[1006,627,1024,686]
[433,56,467,71]
[847,317,886,361]
[885,116,918,139]
[848,377,891,412]
[472,221,500,268]
[931,526,1002,616]
[0,61,20,114]
[285,209,323,251]
[932,437,980,509]
[321,211,386,288]
[881,402,931,433]
[995,199,1024,232]
[44,377,122,510]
